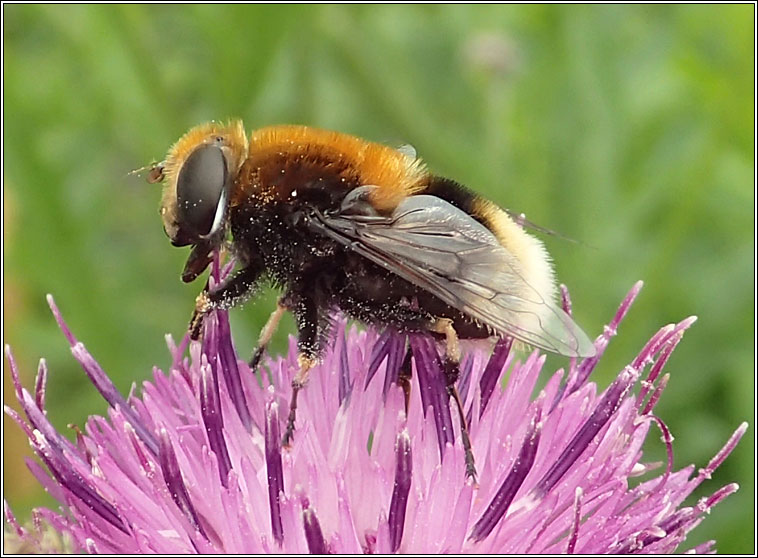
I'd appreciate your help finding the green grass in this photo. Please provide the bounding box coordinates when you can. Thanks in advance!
[3,5,753,553]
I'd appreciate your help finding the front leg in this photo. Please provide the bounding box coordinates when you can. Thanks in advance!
[189,263,263,340]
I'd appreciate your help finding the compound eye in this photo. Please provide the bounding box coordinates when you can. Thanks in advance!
[176,144,228,238]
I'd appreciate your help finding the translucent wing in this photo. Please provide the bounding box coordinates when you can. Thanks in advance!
[395,143,418,159]
[308,191,596,357]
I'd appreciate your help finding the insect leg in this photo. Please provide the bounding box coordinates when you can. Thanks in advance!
[189,263,263,340]
[432,318,477,482]
[397,342,413,413]
[281,292,330,447]
[248,302,288,371]
[282,354,316,448]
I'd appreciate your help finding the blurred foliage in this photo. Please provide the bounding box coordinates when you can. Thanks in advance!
[3,5,753,553]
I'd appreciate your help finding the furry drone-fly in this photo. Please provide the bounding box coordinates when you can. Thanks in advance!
[148,121,596,480]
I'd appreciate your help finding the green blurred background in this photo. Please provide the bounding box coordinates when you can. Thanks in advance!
[3,5,754,553]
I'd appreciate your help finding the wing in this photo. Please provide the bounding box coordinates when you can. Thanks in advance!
[306,188,596,357]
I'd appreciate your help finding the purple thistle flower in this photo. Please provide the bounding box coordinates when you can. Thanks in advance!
[4,281,746,553]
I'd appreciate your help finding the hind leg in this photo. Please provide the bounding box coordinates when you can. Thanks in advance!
[397,344,413,413]
[432,318,477,483]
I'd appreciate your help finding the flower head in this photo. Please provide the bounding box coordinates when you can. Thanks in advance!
[5,279,745,553]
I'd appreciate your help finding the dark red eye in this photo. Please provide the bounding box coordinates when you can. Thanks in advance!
[176,144,228,239]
